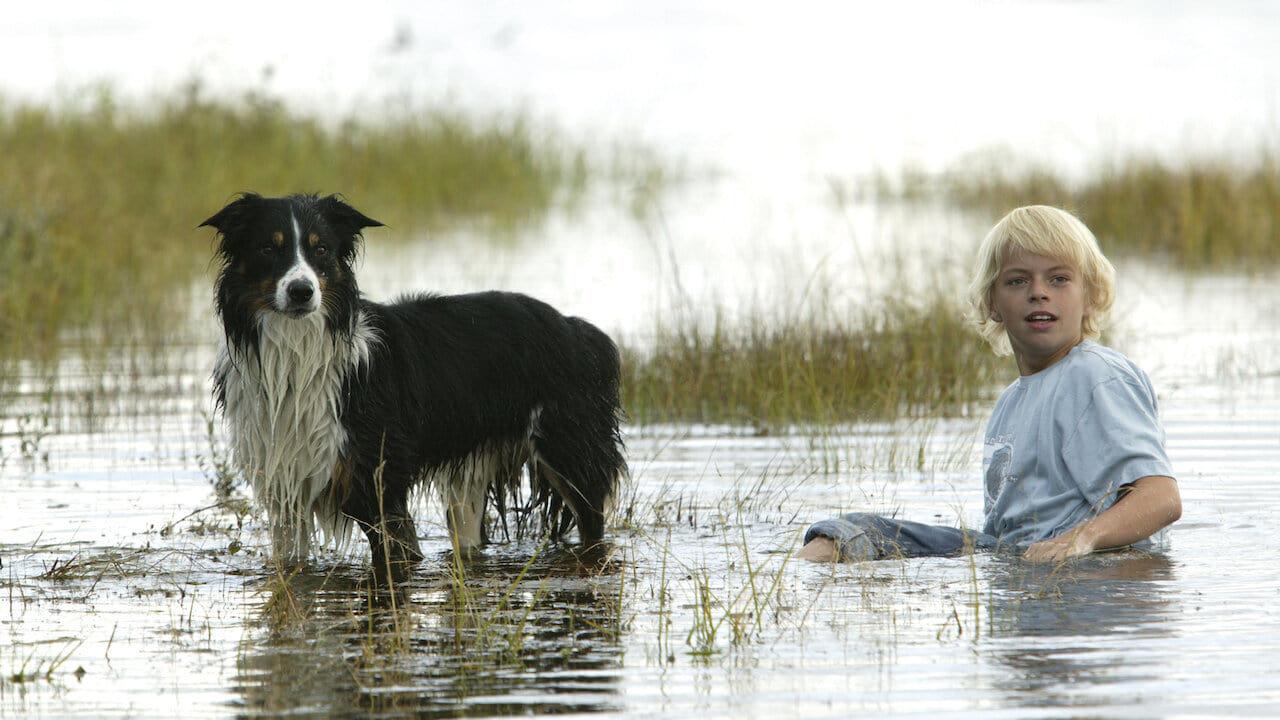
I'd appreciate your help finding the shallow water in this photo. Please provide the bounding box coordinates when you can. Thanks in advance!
[4,340,1280,716]
[3,168,1280,719]
[4,187,1280,717]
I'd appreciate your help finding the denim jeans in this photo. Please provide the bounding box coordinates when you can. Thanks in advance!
[804,512,999,561]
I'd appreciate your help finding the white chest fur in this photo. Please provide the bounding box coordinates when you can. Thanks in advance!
[215,311,377,559]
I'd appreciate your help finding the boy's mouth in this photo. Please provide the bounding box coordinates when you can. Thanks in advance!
[1024,311,1057,329]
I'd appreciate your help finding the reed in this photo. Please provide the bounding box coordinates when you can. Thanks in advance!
[620,293,1005,427]
[875,151,1280,269]
[0,89,589,362]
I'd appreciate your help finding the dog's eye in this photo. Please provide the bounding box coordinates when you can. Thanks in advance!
[259,244,275,256]
[315,245,328,257]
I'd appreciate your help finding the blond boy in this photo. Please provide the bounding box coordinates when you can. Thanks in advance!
[800,206,1181,563]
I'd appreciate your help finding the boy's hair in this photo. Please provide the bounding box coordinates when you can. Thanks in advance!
[968,205,1116,356]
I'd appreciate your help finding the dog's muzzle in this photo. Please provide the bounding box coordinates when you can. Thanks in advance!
[281,279,320,315]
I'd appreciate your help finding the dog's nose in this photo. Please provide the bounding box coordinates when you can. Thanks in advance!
[287,280,315,304]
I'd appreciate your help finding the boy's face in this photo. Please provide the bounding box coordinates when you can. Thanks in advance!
[991,249,1088,375]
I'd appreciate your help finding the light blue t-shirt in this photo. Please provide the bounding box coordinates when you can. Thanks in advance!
[982,340,1175,549]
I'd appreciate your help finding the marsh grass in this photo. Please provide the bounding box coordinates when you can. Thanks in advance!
[438,542,557,666]
[669,526,808,661]
[620,293,1005,427]
[870,151,1280,270]
[31,548,204,589]
[36,548,162,583]
[3,639,82,686]
[610,464,835,663]
[198,411,238,502]
[260,566,310,633]
[6,454,1008,715]
[0,88,590,365]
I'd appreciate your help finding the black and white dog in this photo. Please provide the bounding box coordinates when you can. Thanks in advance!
[202,193,625,577]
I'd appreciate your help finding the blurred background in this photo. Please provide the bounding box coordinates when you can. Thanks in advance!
[8,2,1279,172]
[4,1,1280,421]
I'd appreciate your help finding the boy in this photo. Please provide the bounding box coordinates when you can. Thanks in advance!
[800,205,1181,564]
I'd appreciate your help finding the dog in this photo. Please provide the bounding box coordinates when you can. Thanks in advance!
[201,193,626,579]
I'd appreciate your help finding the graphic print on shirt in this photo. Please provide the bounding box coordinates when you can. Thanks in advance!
[983,433,1015,510]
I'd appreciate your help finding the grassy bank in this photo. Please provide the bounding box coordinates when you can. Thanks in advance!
[620,294,1006,427]
[0,90,588,360]
[873,152,1280,270]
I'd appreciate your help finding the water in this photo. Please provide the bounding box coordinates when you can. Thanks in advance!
[6,2,1280,716]
[4,333,1280,716]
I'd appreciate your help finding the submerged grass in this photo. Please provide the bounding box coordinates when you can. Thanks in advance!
[0,88,589,362]
[620,293,1005,427]
[870,150,1280,270]
[3,639,82,686]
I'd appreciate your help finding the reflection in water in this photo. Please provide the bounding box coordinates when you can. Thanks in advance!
[233,545,625,717]
[983,552,1178,709]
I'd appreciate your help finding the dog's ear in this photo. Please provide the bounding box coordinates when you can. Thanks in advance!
[199,193,264,235]
[317,195,384,239]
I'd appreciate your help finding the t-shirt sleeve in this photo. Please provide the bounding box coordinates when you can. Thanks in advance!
[1061,377,1175,510]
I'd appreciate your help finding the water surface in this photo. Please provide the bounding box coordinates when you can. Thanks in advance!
[4,339,1280,716]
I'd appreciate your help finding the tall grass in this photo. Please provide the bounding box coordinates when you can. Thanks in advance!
[620,293,1005,427]
[0,88,588,361]
[872,151,1280,270]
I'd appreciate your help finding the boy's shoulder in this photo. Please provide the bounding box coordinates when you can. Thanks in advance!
[1044,340,1167,409]
[992,341,1157,418]
[1059,340,1153,391]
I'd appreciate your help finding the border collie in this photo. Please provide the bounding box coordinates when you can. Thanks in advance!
[201,193,626,578]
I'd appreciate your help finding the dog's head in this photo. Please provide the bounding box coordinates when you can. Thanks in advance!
[201,193,382,335]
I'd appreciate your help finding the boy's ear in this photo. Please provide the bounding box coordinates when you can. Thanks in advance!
[317,195,384,239]
[199,192,263,234]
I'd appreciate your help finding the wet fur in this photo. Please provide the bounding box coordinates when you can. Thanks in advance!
[203,193,626,578]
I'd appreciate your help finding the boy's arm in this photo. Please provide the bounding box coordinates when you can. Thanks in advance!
[1023,475,1181,563]
[797,536,838,562]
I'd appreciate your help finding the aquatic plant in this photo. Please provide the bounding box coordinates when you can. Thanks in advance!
[870,150,1280,269]
[3,639,82,686]
[0,87,589,363]
[620,293,1005,427]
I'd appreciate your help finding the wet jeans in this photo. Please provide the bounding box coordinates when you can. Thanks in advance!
[804,512,1000,561]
